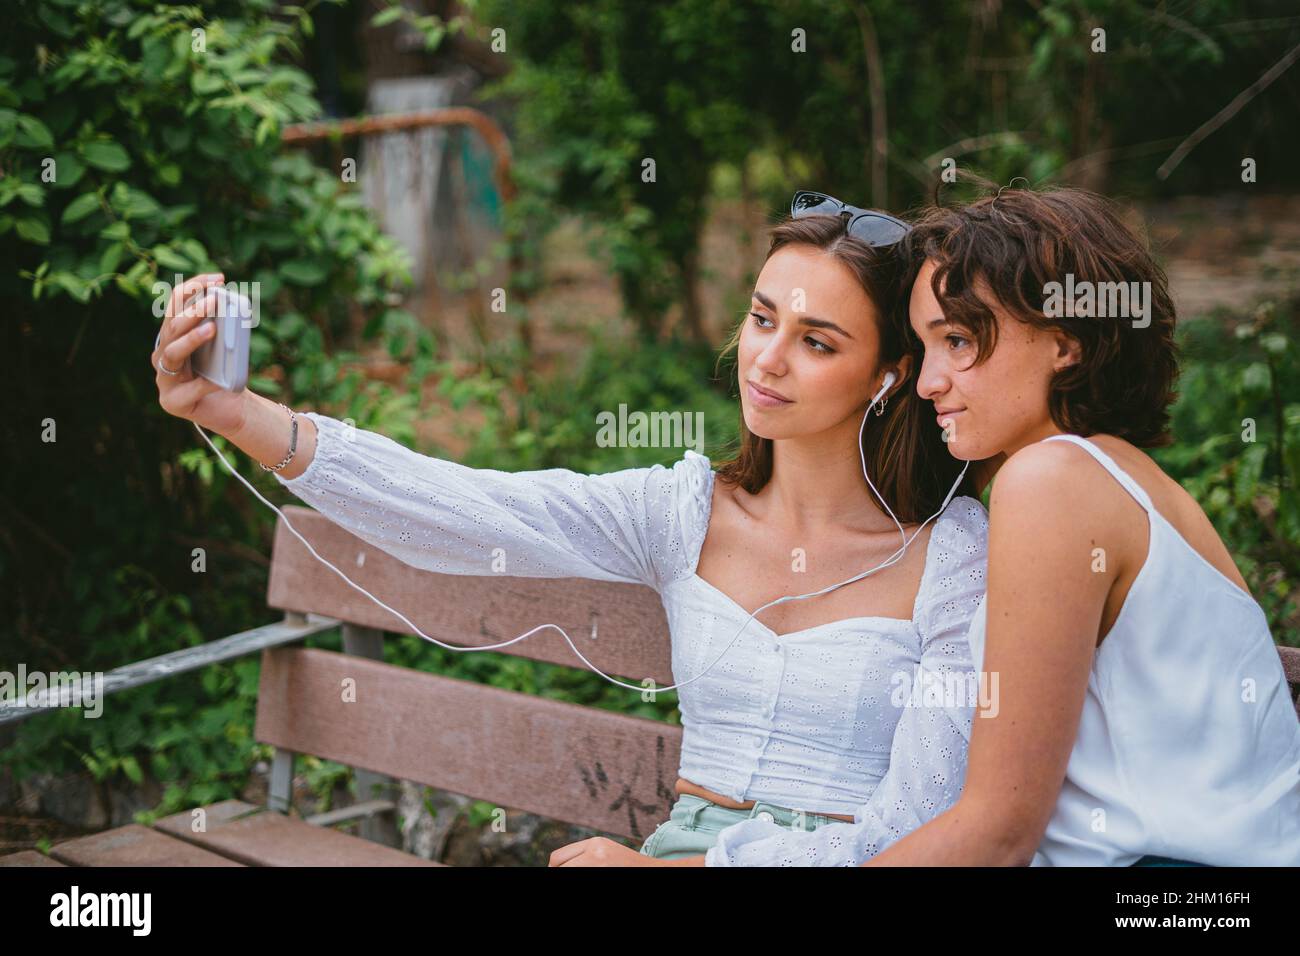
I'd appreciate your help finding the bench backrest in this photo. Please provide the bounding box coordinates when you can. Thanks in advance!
[262,507,1300,842]
[262,506,678,842]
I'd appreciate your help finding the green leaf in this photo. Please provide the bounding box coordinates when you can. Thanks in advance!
[255,115,277,145]
[179,238,210,269]
[99,242,126,275]
[52,271,92,303]
[110,182,161,220]
[120,755,143,785]
[16,183,44,207]
[16,217,50,244]
[371,6,405,27]
[15,114,54,150]
[279,258,328,286]
[156,162,182,187]
[421,23,446,51]
[50,152,86,189]
[192,71,225,96]
[82,140,131,173]
[151,244,191,272]
[60,192,101,225]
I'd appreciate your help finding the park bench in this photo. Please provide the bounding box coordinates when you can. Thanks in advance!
[3,503,1300,867]
[1,504,685,866]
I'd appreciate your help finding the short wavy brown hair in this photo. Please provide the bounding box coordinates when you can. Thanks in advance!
[901,183,1180,448]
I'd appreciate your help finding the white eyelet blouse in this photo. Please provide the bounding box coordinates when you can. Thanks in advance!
[274,412,990,866]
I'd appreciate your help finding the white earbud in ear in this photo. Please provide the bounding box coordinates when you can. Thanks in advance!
[871,371,898,405]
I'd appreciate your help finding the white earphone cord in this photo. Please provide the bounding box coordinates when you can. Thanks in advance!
[192,377,968,695]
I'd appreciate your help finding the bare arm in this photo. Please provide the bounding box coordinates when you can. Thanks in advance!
[863,443,1115,865]
[231,389,319,479]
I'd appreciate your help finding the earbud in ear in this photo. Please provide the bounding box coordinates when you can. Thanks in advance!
[869,370,898,408]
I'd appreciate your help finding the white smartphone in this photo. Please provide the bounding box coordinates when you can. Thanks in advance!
[190,286,252,392]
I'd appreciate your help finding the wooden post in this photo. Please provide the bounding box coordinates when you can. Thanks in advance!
[341,623,403,849]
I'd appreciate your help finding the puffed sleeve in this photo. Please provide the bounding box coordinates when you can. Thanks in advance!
[704,496,989,866]
[272,411,712,592]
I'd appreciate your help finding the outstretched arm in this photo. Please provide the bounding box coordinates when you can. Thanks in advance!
[238,395,710,590]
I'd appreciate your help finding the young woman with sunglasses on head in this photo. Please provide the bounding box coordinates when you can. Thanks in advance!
[152,193,988,867]
[861,185,1300,867]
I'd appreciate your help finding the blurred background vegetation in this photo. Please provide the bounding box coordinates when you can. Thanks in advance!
[2,0,1298,844]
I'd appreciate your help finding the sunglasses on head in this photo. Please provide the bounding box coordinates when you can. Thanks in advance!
[791,190,910,247]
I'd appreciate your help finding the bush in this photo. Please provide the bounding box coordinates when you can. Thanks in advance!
[0,0,430,813]
[1155,295,1300,646]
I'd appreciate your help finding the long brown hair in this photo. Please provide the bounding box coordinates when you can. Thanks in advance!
[712,213,977,523]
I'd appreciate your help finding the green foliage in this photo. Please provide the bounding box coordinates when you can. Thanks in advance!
[478,0,801,336]
[478,0,1300,334]
[1156,295,1300,645]
[5,0,1298,831]
[368,0,470,52]
[0,0,433,815]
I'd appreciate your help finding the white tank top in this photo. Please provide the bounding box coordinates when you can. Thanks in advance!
[965,433,1300,866]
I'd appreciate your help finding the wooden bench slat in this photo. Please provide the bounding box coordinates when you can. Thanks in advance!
[255,647,682,842]
[153,800,440,866]
[0,850,67,866]
[266,506,673,683]
[47,824,245,867]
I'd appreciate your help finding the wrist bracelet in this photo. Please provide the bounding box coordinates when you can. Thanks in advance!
[259,403,299,472]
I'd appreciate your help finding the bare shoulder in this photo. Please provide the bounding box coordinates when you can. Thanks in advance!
[986,438,1136,549]
[990,439,1116,514]
[708,471,743,522]
[701,471,750,549]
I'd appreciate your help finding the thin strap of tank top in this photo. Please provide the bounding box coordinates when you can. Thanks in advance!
[1038,434,1156,514]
